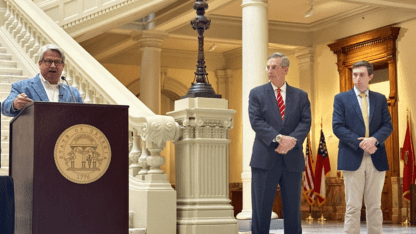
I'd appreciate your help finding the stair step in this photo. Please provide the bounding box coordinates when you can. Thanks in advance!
[0,47,7,53]
[1,113,12,119]
[0,68,22,76]
[0,74,29,83]
[0,85,12,92]
[1,142,8,154]
[1,114,13,120]
[129,228,146,234]
[0,116,10,121]
[1,130,9,142]
[0,54,12,60]
[0,60,17,68]
[0,167,9,176]
[1,121,9,131]
[0,93,11,100]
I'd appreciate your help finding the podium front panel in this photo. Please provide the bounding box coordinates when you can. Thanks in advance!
[10,102,129,233]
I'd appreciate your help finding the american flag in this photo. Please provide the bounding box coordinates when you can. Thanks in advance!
[302,134,315,205]
[313,129,331,206]
[402,117,415,201]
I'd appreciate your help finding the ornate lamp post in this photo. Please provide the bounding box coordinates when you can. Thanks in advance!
[182,0,221,99]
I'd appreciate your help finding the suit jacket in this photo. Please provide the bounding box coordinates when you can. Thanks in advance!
[249,82,311,172]
[1,74,83,117]
[333,88,392,171]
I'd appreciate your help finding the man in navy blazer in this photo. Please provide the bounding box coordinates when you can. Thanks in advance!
[249,52,311,234]
[2,44,83,117]
[333,60,392,234]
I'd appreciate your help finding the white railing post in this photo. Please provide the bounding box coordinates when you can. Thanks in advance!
[129,128,142,177]
[128,115,180,234]
[24,25,35,52]
[138,140,149,177]
[9,9,17,33]
[4,3,11,28]
[83,82,93,103]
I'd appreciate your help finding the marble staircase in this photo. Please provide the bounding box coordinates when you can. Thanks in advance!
[0,40,148,233]
[0,43,28,176]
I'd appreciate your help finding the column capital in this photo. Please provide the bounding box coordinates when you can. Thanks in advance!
[215,69,233,99]
[215,69,233,81]
[241,0,268,8]
[295,47,315,64]
[135,31,168,48]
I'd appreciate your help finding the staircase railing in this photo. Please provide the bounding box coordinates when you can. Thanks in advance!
[3,0,179,232]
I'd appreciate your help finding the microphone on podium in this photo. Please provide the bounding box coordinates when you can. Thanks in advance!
[61,76,76,102]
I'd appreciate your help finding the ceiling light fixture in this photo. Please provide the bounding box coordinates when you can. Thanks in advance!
[304,1,315,18]
[209,43,217,52]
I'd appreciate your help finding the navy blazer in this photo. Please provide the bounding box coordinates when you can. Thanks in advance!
[1,74,83,117]
[333,89,392,171]
[249,82,311,172]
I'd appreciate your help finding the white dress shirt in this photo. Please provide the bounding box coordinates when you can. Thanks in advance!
[270,81,287,105]
[354,86,370,114]
[39,73,63,102]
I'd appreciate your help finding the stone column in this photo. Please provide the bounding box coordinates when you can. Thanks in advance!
[139,31,168,114]
[295,48,315,142]
[215,69,232,99]
[168,98,238,234]
[238,0,271,224]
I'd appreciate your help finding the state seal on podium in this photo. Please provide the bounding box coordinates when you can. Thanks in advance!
[54,124,111,184]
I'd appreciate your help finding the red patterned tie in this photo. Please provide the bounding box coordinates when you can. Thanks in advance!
[277,88,285,120]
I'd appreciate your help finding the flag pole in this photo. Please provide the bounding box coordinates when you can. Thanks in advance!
[317,206,326,223]
[321,117,323,129]
[402,108,411,226]
[402,199,410,226]
[305,204,314,222]
[318,118,325,223]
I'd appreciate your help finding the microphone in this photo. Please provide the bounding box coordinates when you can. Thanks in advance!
[61,76,76,102]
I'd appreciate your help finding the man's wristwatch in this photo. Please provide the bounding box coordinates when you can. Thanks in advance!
[275,134,282,143]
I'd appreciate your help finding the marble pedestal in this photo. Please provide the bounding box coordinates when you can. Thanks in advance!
[168,98,238,234]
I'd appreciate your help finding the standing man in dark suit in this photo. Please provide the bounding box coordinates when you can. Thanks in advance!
[2,44,83,118]
[333,60,392,234]
[249,52,311,234]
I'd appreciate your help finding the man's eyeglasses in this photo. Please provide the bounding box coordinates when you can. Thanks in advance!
[42,60,64,66]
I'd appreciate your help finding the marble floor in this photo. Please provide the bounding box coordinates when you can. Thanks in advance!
[266,221,416,234]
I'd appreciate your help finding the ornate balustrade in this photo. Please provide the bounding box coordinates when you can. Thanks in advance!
[35,0,175,41]
[2,0,179,231]
[4,0,179,171]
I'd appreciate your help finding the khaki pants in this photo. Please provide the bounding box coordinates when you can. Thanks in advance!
[343,153,386,234]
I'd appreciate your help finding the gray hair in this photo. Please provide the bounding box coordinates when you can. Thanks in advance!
[352,60,373,75]
[38,44,65,63]
[267,52,290,68]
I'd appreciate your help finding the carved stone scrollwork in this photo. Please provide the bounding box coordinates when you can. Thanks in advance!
[139,116,181,149]
[138,115,181,175]
[179,117,233,139]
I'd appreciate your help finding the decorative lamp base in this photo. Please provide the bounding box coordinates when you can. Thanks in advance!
[182,82,222,99]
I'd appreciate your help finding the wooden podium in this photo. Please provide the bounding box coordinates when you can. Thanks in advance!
[9,102,129,233]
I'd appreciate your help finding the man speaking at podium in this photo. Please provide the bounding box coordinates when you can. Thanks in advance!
[2,44,83,117]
